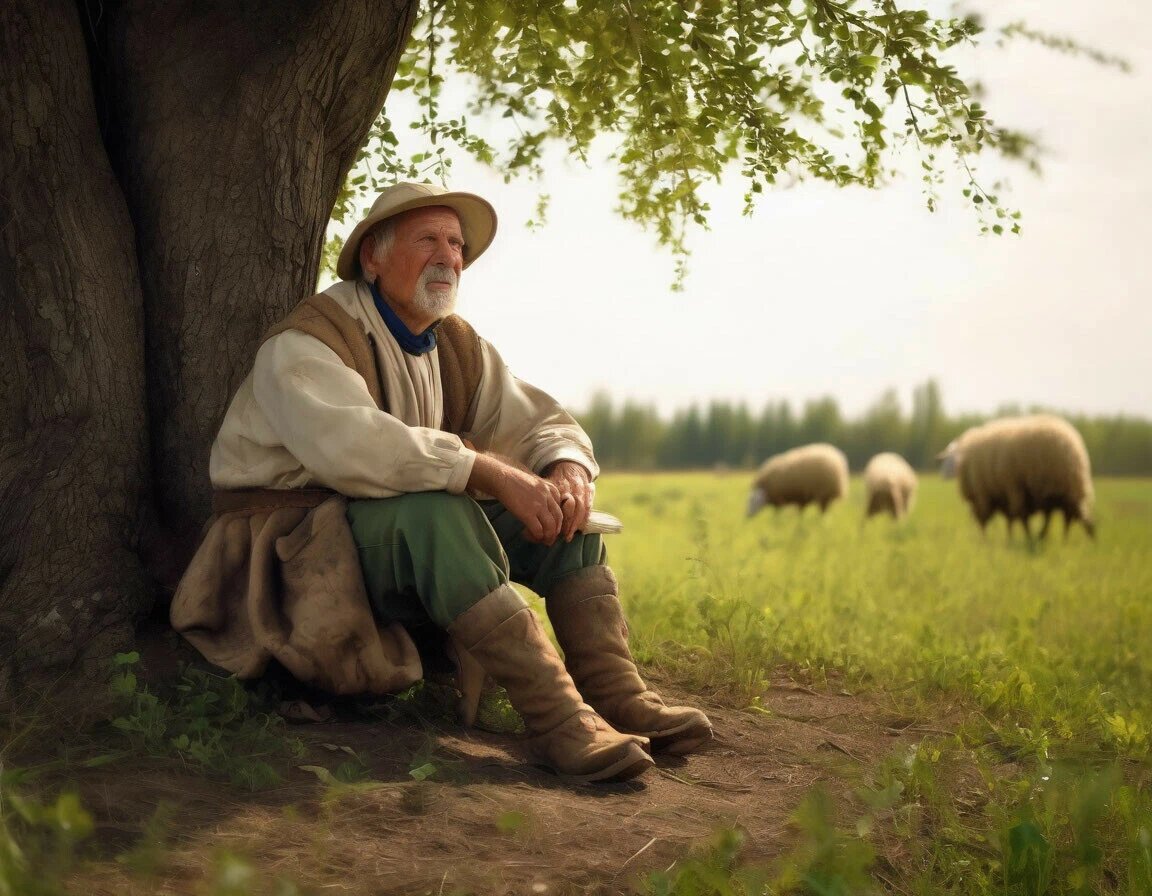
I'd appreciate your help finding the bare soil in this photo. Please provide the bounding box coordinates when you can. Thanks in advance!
[41,654,943,896]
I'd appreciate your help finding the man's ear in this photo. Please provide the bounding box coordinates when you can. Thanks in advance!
[358,235,376,281]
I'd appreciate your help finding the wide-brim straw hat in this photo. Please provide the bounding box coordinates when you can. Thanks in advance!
[336,182,498,281]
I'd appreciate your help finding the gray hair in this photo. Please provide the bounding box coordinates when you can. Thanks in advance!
[361,218,397,283]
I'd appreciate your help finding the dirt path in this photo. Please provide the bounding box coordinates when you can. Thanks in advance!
[60,672,933,895]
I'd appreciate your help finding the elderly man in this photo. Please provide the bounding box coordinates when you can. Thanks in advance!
[172,183,711,783]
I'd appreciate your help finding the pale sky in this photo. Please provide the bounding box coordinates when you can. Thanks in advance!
[326,1,1150,421]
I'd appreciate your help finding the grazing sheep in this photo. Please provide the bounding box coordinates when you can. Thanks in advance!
[937,414,1095,541]
[747,443,849,517]
[863,452,918,520]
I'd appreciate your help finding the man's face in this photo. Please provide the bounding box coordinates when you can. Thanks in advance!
[373,206,465,327]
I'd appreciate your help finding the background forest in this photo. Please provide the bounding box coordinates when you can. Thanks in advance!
[576,380,1152,474]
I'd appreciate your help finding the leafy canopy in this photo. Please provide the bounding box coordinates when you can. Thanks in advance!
[328,0,1124,280]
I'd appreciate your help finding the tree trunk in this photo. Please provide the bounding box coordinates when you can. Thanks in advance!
[105,0,417,544]
[0,0,418,694]
[0,0,150,696]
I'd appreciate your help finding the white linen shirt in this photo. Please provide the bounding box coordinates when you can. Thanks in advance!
[209,279,598,497]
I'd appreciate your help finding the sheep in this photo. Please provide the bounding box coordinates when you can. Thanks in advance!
[937,414,1095,541]
[863,452,918,520]
[747,443,849,517]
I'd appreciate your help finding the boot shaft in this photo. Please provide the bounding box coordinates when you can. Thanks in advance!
[447,584,653,782]
[546,566,714,754]
[448,584,585,734]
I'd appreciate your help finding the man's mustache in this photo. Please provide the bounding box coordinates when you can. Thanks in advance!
[422,264,458,285]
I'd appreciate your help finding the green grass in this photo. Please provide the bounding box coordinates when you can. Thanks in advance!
[601,473,1152,756]
[596,471,1152,894]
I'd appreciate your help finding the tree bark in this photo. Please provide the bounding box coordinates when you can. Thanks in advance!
[0,0,418,692]
[104,0,418,542]
[0,0,150,697]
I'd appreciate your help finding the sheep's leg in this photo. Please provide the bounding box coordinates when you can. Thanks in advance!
[1038,511,1052,541]
[1006,490,1028,544]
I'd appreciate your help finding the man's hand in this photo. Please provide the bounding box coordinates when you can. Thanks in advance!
[543,460,593,542]
[468,453,564,544]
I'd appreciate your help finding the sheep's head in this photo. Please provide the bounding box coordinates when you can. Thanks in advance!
[936,440,961,479]
[746,487,767,518]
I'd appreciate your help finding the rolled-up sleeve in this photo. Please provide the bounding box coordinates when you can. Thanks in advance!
[252,331,476,497]
[466,340,599,479]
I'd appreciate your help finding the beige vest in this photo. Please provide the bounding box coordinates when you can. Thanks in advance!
[262,291,484,435]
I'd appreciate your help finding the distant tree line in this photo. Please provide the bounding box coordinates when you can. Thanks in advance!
[577,380,1152,475]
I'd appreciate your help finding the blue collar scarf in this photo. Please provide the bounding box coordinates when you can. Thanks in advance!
[369,281,438,356]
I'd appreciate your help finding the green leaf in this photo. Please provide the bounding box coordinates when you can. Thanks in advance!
[496,810,527,834]
[408,762,438,781]
[297,765,340,786]
[52,792,94,838]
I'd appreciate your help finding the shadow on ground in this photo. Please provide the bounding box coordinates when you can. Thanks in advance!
[22,628,945,896]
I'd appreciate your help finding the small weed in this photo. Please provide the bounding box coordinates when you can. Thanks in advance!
[0,771,93,896]
[108,652,305,790]
[203,848,304,896]
[306,742,374,785]
[362,679,458,727]
[407,739,468,784]
[642,798,876,896]
[642,826,769,896]
[774,788,877,895]
[474,687,525,735]
[115,801,176,880]
[987,763,1144,896]
[695,592,775,699]
[496,809,530,835]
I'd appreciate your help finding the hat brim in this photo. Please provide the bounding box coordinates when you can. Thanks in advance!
[336,191,497,281]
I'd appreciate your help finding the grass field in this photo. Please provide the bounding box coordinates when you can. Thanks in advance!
[602,473,1151,748]
[594,471,1152,893]
[3,472,1150,894]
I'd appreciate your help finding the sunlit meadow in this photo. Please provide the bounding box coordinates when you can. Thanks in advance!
[594,471,1152,894]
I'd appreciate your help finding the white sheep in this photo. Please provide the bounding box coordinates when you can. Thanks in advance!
[863,452,918,520]
[937,414,1095,541]
[747,443,849,517]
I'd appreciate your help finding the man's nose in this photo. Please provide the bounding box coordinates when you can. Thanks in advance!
[432,236,462,268]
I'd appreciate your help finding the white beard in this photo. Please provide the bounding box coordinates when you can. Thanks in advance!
[412,264,458,320]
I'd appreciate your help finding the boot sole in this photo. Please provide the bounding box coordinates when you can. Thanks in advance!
[556,750,654,784]
[647,722,714,756]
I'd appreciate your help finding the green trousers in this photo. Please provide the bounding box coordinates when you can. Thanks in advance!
[346,492,605,629]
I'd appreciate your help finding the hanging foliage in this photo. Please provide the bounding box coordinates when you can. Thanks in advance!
[330,1,1124,281]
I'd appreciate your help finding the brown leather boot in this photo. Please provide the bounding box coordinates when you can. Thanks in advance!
[448,584,653,783]
[546,566,713,755]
